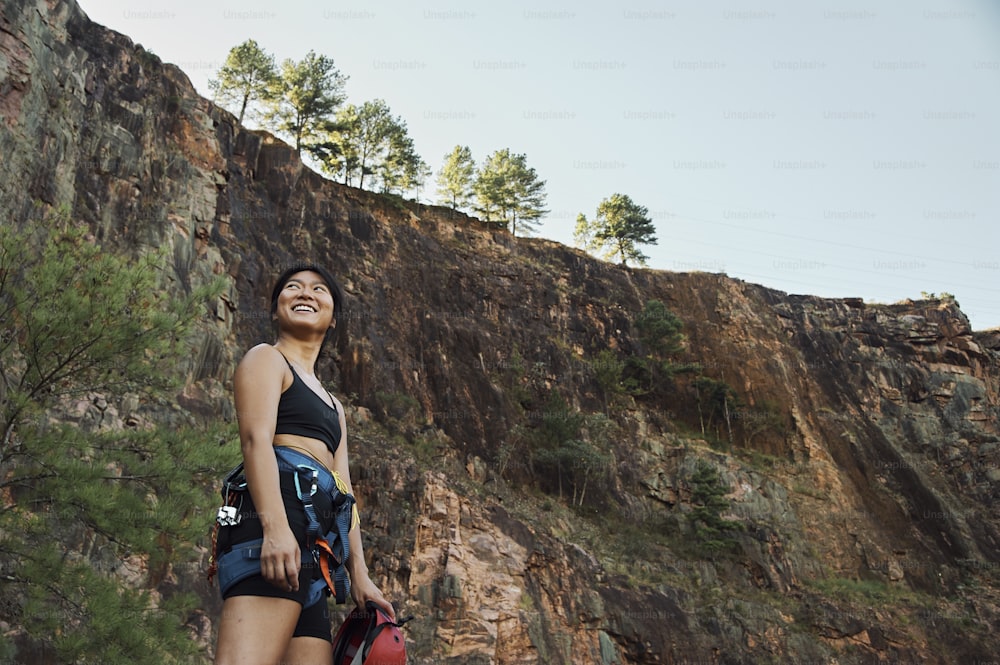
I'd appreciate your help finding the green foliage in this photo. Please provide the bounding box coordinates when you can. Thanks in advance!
[374,390,421,424]
[322,100,428,196]
[207,45,430,199]
[575,193,658,266]
[738,399,788,447]
[525,392,613,506]
[530,392,585,462]
[920,291,956,303]
[635,299,684,359]
[692,376,739,442]
[808,576,920,606]
[743,449,791,472]
[687,461,741,554]
[0,216,231,662]
[590,348,626,402]
[436,145,476,211]
[376,119,430,197]
[791,482,826,500]
[473,149,548,236]
[497,346,530,407]
[5,422,236,662]
[0,219,223,442]
[318,102,360,184]
[266,50,347,154]
[623,300,691,395]
[209,39,278,126]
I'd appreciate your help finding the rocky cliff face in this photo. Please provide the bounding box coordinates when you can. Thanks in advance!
[2,1,999,663]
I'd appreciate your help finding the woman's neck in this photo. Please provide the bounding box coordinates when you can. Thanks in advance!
[274,339,322,377]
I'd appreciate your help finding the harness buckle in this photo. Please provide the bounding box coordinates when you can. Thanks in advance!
[294,464,319,498]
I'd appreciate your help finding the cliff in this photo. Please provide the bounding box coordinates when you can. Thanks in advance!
[2,1,999,663]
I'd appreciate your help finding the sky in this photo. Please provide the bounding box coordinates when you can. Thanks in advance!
[77,0,1000,330]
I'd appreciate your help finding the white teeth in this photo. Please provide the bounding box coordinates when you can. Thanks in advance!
[293,305,316,312]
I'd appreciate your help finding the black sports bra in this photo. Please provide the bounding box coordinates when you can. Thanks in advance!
[274,357,342,455]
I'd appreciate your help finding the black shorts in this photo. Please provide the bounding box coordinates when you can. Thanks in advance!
[216,468,338,641]
[225,574,332,641]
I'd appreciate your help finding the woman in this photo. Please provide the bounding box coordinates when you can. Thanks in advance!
[214,264,395,665]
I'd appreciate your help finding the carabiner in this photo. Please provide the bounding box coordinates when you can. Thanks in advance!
[294,464,319,498]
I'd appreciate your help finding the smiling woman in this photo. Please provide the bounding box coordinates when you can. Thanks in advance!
[269,263,344,344]
[211,263,398,665]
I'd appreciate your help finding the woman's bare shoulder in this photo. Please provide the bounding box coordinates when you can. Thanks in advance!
[236,344,287,375]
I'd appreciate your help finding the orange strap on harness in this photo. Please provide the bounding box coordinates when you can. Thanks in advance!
[315,537,340,598]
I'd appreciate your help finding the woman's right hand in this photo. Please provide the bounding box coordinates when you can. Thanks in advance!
[260,524,301,592]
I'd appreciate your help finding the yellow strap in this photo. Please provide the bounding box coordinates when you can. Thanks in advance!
[332,470,361,530]
[274,447,360,530]
[332,470,350,494]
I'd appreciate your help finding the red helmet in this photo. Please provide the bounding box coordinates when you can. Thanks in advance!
[332,601,410,665]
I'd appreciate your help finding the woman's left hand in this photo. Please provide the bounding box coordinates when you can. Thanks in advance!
[350,572,396,622]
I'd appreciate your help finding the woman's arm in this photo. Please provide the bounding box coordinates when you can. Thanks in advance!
[234,344,302,592]
[331,394,396,620]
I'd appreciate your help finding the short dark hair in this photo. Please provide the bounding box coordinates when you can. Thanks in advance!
[269,262,346,353]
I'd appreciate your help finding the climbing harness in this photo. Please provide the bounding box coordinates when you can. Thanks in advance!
[207,446,356,606]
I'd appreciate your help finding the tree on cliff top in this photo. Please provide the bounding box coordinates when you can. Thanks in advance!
[473,149,548,236]
[209,39,278,126]
[376,122,430,197]
[266,50,347,155]
[575,193,658,267]
[0,213,231,662]
[321,99,427,195]
[436,145,476,212]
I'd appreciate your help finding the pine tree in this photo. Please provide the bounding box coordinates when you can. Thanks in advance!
[266,50,347,155]
[0,213,233,662]
[337,100,392,190]
[623,300,690,395]
[509,154,548,236]
[687,461,741,554]
[322,103,362,186]
[636,299,685,361]
[208,39,278,126]
[472,150,509,224]
[322,100,427,195]
[436,145,476,211]
[692,376,739,441]
[378,126,429,197]
[575,193,658,266]
[526,391,611,506]
[473,149,547,236]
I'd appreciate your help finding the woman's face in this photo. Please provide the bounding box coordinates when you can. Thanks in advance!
[275,270,336,331]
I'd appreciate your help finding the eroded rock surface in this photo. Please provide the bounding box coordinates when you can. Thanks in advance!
[2,1,998,662]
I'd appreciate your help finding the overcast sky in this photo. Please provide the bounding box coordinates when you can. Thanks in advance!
[78,0,1000,330]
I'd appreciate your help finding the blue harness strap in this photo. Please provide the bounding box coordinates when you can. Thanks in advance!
[214,537,332,607]
[279,447,355,604]
[213,447,356,606]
